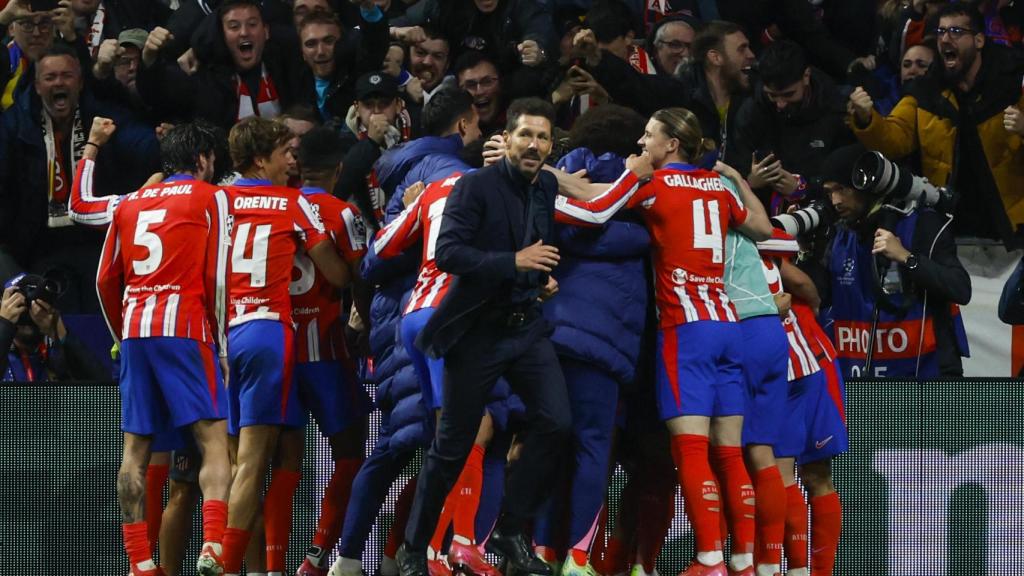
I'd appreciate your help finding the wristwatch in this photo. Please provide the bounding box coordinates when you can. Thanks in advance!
[904,253,919,271]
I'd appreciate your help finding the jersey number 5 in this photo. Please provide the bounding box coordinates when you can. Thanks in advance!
[232,223,272,287]
[692,198,723,264]
[133,209,167,275]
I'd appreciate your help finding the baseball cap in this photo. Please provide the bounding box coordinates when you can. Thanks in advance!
[118,28,149,51]
[356,72,399,101]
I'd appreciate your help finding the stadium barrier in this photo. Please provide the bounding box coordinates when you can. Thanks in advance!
[1,379,1020,575]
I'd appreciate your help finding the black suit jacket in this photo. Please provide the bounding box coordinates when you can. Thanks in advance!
[416,158,557,358]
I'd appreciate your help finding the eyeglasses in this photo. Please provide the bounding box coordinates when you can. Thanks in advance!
[934,26,977,39]
[461,76,498,92]
[15,18,54,33]
[656,40,690,52]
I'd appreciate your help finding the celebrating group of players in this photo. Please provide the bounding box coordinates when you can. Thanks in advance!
[82,94,849,576]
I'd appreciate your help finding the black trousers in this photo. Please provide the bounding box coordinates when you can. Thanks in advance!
[404,315,571,549]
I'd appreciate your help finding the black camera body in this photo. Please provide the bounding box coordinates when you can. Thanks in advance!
[10,273,62,326]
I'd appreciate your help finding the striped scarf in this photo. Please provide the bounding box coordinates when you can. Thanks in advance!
[236,64,282,120]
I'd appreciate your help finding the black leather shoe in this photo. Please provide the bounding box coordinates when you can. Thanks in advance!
[396,543,429,576]
[484,528,552,576]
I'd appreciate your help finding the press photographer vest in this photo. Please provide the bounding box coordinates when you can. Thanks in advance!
[829,211,968,379]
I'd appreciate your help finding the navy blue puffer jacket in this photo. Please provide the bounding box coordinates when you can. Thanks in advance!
[544,149,651,385]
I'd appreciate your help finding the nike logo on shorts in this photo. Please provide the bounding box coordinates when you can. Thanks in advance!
[815,435,834,450]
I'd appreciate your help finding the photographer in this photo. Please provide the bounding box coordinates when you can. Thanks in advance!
[0,274,106,382]
[813,144,971,379]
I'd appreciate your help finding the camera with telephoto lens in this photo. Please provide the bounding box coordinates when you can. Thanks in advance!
[852,151,957,214]
[770,196,837,237]
[10,272,63,326]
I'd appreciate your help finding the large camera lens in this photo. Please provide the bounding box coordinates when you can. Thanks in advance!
[853,151,904,197]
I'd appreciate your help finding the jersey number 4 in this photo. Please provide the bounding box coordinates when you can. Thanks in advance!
[232,223,272,287]
[692,198,723,263]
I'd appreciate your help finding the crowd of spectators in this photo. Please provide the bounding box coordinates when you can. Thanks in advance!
[0,0,1022,365]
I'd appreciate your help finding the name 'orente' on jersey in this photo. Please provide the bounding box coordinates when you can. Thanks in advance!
[556,165,748,328]
[290,187,367,363]
[373,174,462,315]
[227,181,328,328]
[96,176,230,348]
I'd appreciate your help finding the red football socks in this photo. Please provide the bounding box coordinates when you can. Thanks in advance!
[784,484,809,569]
[810,492,842,574]
[123,521,154,570]
[710,446,755,556]
[264,468,301,572]
[311,459,362,551]
[145,464,169,553]
[202,499,229,544]
[221,526,251,573]
[429,491,456,554]
[670,434,722,554]
[453,444,485,542]
[753,467,786,566]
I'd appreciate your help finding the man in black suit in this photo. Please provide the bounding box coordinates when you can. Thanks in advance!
[396,98,570,576]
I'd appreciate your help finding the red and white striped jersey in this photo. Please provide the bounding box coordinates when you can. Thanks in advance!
[227,179,328,328]
[756,231,821,380]
[96,175,230,351]
[290,187,367,363]
[373,174,461,315]
[557,164,747,328]
[70,158,122,228]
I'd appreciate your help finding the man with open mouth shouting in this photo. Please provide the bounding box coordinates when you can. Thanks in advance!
[0,43,160,313]
[848,2,1024,249]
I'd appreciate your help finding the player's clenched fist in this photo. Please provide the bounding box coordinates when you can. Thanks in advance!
[89,116,117,145]
[515,240,560,273]
[143,27,174,68]
[848,86,874,127]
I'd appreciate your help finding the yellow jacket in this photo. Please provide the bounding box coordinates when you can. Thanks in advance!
[851,44,1024,245]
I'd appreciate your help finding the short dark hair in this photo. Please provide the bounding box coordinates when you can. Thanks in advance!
[567,104,646,158]
[298,10,341,33]
[693,20,743,66]
[160,121,225,178]
[421,86,475,136]
[758,39,807,89]
[452,50,499,80]
[280,104,321,126]
[298,127,345,175]
[585,0,634,44]
[505,97,555,134]
[936,3,985,36]
[228,117,292,172]
[218,0,264,23]
[35,44,81,77]
[419,23,447,44]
